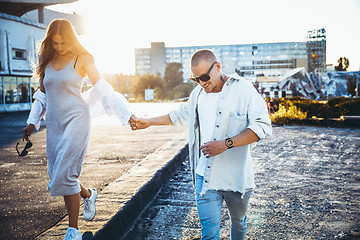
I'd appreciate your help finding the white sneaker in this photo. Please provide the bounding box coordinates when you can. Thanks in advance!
[64,227,82,240]
[83,188,97,221]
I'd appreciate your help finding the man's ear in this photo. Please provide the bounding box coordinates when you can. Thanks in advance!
[216,62,222,72]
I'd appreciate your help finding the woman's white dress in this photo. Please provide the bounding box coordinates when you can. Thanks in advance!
[43,59,90,196]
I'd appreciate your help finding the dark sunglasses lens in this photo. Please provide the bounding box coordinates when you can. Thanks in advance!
[20,150,28,156]
[199,74,210,82]
[26,141,32,149]
[16,141,32,157]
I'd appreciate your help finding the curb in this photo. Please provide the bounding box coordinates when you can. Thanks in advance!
[93,144,189,240]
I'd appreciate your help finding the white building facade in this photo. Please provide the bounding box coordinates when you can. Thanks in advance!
[0,13,46,112]
[135,41,312,80]
[0,0,82,112]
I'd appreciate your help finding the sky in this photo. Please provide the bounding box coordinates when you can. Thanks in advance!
[47,0,360,75]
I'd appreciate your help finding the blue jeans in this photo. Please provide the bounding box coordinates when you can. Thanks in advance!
[195,174,251,240]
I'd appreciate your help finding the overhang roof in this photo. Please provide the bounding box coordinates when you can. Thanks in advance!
[0,0,76,17]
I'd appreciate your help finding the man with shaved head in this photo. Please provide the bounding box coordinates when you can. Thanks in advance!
[131,49,272,239]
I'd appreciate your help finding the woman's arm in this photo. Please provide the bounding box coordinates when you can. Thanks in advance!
[80,55,102,85]
[79,54,134,125]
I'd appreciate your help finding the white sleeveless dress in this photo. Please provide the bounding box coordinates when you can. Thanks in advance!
[43,58,90,196]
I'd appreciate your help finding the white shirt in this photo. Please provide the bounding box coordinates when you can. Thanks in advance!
[169,73,272,196]
[195,90,221,176]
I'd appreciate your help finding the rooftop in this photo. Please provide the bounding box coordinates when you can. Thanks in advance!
[0,0,76,17]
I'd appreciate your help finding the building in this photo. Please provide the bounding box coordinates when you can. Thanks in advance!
[306,28,326,72]
[0,12,46,111]
[135,30,326,81]
[0,0,83,112]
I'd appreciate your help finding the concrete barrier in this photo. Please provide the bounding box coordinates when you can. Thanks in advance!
[94,145,189,240]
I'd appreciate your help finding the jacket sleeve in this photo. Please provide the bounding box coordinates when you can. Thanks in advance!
[169,100,190,126]
[246,82,272,140]
[26,89,46,131]
[83,79,133,125]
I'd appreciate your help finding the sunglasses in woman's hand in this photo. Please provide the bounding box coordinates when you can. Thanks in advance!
[16,141,32,157]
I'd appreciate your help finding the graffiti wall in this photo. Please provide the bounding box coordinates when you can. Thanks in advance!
[277,68,359,100]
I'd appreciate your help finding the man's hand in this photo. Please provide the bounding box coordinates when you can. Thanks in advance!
[200,140,228,158]
[129,115,150,130]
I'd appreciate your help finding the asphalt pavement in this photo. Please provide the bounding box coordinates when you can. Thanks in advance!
[1,108,360,240]
[127,125,360,240]
[0,104,187,240]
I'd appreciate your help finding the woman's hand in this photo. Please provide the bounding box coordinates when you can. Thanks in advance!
[129,115,150,130]
[22,124,35,141]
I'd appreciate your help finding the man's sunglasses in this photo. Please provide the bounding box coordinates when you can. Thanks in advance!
[16,141,32,157]
[190,61,217,83]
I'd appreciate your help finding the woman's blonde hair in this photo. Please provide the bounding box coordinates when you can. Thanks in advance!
[34,19,90,82]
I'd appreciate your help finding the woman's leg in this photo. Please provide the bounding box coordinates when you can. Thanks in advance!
[79,181,97,221]
[79,182,91,199]
[63,182,91,229]
[64,193,80,229]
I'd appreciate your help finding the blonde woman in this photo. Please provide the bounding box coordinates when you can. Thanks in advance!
[22,19,133,240]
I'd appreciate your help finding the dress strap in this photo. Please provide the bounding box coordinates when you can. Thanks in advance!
[73,55,79,68]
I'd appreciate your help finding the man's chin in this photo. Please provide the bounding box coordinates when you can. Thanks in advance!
[202,86,212,93]
[204,88,214,93]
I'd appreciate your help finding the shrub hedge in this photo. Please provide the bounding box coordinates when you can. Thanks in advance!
[272,97,360,118]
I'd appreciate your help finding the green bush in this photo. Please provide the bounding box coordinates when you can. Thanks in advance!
[327,97,352,108]
[270,101,307,125]
[336,98,360,116]
[271,97,359,119]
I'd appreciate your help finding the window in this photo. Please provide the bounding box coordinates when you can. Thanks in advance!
[18,77,30,103]
[4,76,17,103]
[12,49,26,60]
[3,76,33,104]
[0,78,3,104]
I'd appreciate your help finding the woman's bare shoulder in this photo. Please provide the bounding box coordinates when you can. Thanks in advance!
[78,54,94,64]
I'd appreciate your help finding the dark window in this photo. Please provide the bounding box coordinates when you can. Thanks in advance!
[12,49,26,60]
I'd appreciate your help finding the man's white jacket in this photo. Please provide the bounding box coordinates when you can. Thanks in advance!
[169,73,272,196]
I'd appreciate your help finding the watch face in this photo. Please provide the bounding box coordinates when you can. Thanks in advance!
[226,138,234,148]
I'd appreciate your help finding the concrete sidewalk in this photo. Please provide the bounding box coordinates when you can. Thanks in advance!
[36,132,188,240]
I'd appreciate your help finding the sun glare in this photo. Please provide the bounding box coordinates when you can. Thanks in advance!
[78,15,136,75]
[47,0,360,73]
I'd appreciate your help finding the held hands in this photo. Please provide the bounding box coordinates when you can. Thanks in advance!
[22,124,35,141]
[200,140,228,158]
[129,115,150,130]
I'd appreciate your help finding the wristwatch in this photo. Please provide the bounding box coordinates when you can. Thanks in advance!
[225,138,234,149]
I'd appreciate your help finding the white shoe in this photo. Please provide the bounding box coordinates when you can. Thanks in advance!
[64,227,82,240]
[83,188,97,221]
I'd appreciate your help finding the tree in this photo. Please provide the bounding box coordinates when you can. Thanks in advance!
[164,62,184,90]
[171,83,195,100]
[335,57,350,71]
[131,74,165,99]
[104,73,137,94]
